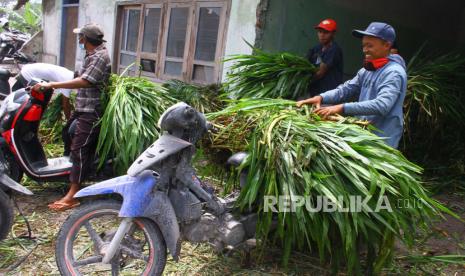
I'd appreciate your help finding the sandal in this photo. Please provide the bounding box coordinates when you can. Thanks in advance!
[48,201,80,211]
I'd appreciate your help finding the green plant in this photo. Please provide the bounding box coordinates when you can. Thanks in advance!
[0,2,41,34]
[39,94,76,145]
[405,50,465,132]
[402,48,465,168]
[96,74,177,174]
[224,46,316,100]
[163,79,225,113]
[207,99,454,274]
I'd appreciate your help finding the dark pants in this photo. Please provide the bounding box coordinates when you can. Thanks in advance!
[66,111,100,184]
[62,114,76,156]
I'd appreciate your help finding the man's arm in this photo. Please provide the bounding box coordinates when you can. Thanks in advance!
[319,70,363,104]
[343,72,403,116]
[51,77,92,89]
[32,77,92,91]
[313,63,329,80]
[313,45,341,81]
[296,70,363,108]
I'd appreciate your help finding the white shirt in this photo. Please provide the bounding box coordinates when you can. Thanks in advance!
[20,63,74,98]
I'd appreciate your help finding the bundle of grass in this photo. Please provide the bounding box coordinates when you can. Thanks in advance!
[96,74,177,174]
[224,47,316,99]
[402,49,465,166]
[163,79,225,113]
[405,50,465,133]
[207,99,452,274]
[39,94,76,145]
[38,94,64,144]
[42,94,65,127]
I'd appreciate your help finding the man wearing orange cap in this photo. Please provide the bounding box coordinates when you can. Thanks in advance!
[305,19,343,98]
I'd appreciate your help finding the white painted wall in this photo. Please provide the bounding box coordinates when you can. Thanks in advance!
[42,0,259,82]
[42,0,62,64]
[221,0,260,81]
[75,0,117,70]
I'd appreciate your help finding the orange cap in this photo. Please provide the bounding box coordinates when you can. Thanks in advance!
[315,19,337,32]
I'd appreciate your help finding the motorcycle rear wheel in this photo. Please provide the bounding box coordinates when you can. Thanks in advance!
[55,199,167,276]
[0,189,13,241]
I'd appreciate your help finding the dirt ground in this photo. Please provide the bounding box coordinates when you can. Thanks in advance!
[0,177,464,276]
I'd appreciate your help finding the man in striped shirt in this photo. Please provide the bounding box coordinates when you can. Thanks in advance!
[33,23,111,211]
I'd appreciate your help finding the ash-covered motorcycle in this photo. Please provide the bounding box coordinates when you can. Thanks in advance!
[0,152,32,241]
[55,103,256,275]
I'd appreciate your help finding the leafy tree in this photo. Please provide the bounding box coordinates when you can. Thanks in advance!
[0,1,41,34]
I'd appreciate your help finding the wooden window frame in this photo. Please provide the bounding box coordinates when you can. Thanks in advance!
[187,1,228,84]
[138,3,164,78]
[159,2,194,80]
[114,0,231,84]
[116,5,142,75]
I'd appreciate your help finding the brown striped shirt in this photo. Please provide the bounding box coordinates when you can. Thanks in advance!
[76,44,111,113]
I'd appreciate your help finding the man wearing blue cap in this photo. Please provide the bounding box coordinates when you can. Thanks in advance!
[297,22,407,148]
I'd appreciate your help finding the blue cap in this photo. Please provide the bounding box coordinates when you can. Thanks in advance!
[352,22,396,44]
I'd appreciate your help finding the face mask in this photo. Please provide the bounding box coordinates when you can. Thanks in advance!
[79,43,85,50]
[363,57,389,71]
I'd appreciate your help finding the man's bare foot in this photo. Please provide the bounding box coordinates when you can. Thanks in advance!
[48,199,80,211]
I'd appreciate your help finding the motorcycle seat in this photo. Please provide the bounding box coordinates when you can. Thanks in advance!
[0,69,11,80]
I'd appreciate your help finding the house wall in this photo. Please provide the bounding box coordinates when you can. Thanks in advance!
[41,0,258,81]
[19,30,43,62]
[259,0,465,76]
[74,0,117,69]
[221,0,261,81]
[41,0,116,69]
[42,0,62,64]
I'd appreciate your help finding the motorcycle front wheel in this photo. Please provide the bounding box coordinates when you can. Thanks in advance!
[0,188,13,241]
[55,200,167,276]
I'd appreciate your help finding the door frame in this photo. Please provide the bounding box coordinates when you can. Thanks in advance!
[59,0,80,69]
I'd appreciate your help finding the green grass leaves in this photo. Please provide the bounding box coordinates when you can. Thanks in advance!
[208,99,447,273]
[96,74,176,174]
[224,49,317,99]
